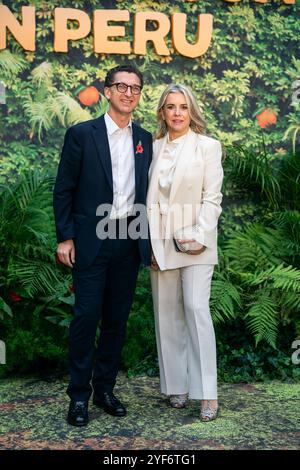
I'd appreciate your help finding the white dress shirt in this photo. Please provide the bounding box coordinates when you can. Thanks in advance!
[104,112,135,219]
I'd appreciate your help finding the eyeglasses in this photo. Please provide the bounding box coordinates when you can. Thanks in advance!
[109,82,142,95]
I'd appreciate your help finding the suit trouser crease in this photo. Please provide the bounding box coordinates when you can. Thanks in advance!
[151,264,217,400]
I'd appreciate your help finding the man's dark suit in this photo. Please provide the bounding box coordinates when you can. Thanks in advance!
[53,114,152,401]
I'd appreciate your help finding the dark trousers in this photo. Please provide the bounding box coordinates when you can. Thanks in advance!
[67,223,140,402]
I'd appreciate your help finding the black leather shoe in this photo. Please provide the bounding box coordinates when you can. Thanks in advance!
[67,400,89,426]
[93,392,126,417]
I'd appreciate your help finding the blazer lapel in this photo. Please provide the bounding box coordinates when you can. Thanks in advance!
[132,123,143,196]
[92,116,113,192]
[169,130,198,203]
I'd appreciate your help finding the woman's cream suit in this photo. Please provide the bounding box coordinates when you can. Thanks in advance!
[147,129,223,399]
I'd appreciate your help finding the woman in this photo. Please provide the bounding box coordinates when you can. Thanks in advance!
[147,84,223,421]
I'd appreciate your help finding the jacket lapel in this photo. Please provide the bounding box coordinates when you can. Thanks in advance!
[92,116,113,192]
[132,123,143,196]
[147,135,167,205]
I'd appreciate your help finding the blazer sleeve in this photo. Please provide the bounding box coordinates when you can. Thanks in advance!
[193,139,224,248]
[53,126,82,243]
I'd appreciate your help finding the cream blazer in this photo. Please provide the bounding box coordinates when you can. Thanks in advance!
[147,129,223,270]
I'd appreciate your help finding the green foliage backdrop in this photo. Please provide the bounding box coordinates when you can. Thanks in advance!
[0,0,299,181]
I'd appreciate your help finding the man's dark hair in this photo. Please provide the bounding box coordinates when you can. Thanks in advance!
[104,64,144,89]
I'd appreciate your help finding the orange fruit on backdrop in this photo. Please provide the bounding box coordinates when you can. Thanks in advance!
[78,86,100,106]
[256,109,277,128]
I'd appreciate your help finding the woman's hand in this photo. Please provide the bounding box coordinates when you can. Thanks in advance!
[151,252,159,270]
[177,239,206,255]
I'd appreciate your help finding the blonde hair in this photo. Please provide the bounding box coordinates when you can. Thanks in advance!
[155,84,206,139]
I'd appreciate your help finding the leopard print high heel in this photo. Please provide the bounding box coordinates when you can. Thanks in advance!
[169,394,188,409]
[200,400,218,421]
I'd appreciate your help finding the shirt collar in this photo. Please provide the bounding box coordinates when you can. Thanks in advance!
[104,112,132,136]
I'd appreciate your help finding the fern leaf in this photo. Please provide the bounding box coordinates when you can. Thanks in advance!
[245,291,278,348]
[279,291,300,312]
[251,264,300,292]
[8,258,63,297]
[226,144,281,207]
[225,224,284,271]
[210,278,241,324]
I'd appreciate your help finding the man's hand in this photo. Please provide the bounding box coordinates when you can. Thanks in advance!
[56,239,75,268]
[151,252,159,271]
[177,239,206,255]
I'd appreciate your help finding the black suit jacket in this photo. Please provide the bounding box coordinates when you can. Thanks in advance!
[53,115,153,269]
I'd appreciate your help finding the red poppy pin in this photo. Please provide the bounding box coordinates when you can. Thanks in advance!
[135,140,144,154]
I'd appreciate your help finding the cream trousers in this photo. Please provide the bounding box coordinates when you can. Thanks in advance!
[150,264,217,400]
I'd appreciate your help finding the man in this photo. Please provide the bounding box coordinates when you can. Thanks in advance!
[53,64,152,426]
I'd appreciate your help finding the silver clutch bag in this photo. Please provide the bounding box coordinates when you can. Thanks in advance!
[173,227,205,253]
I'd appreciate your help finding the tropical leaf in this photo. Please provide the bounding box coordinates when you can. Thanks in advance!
[284,111,300,154]
[226,143,281,207]
[23,91,92,140]
[273,210,300,235]
[48,92,92,127]
[271,210,300,259]
[0,296,13,320]
[245,291,279,348]
[277,151,300,210]
[279,291,300,313]
[210,278,241,324]
[251,264,300,293]
[7,257,63,297]
[0,171,54,223]
[23,97,54,141]
[224,224,285,271]
[31,61,53,87]
[0,50,27,76]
